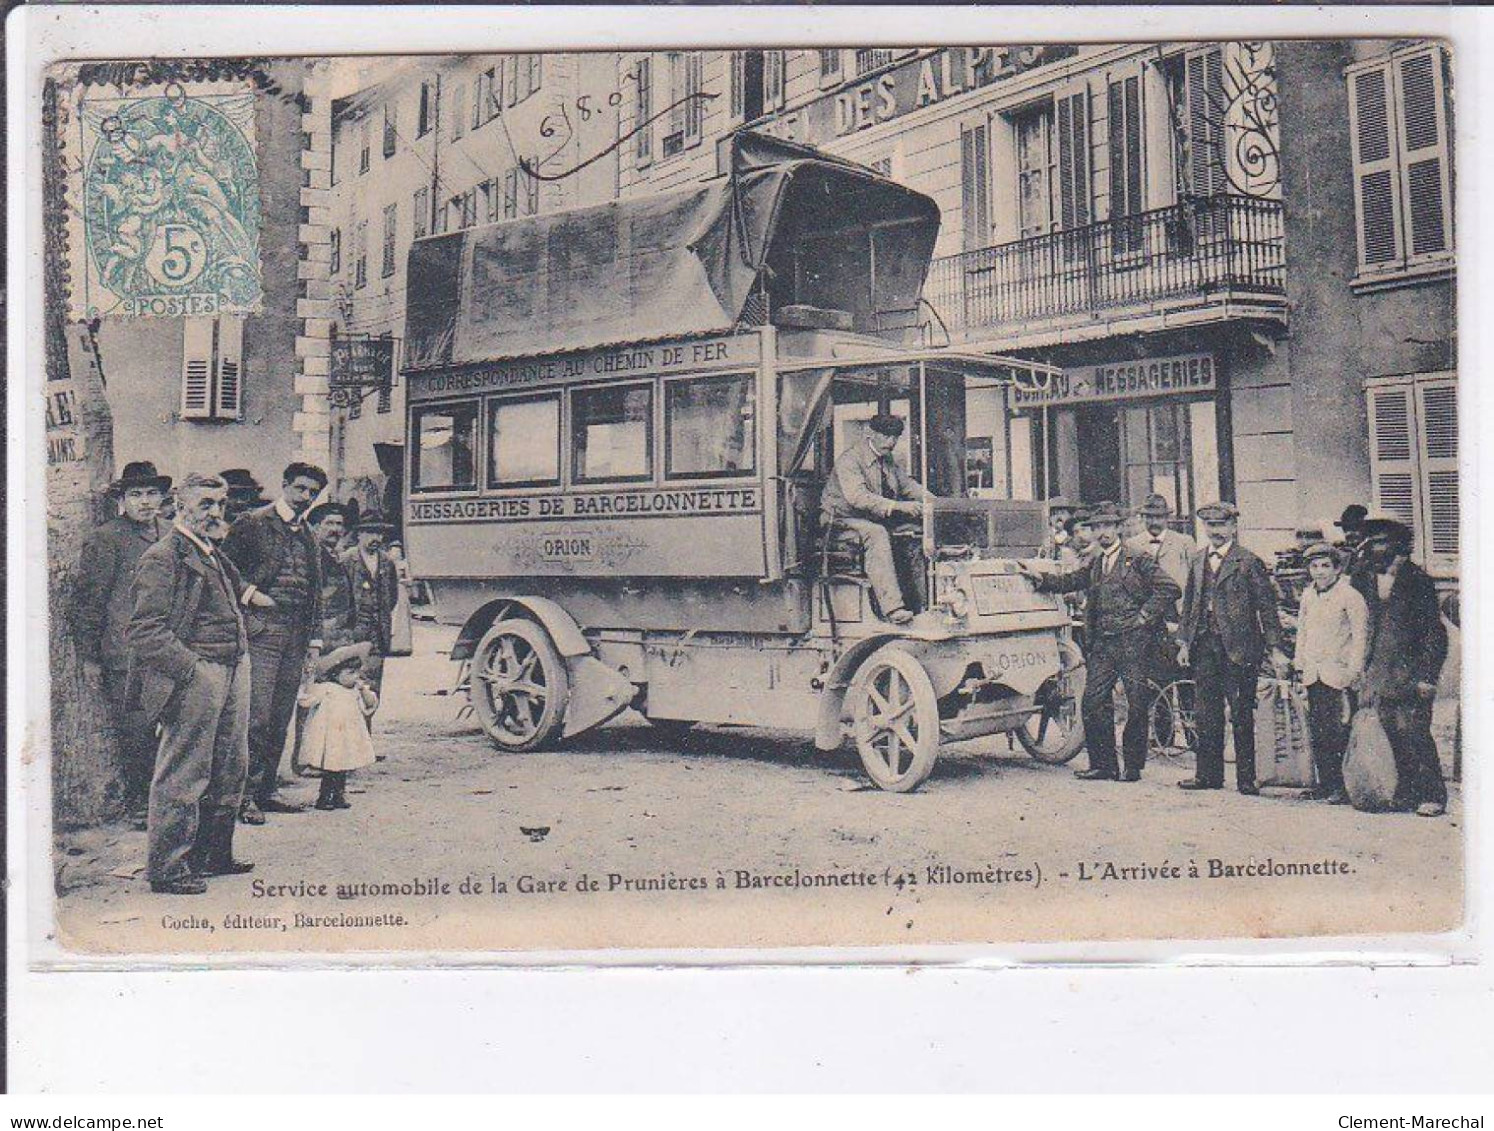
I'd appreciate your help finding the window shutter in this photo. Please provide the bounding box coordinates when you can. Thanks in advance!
[730,52,744,120]
[685,53,704,144]
[1416,380,1458,570]
[1367,385,1418,529]
[1185,48,1226,196]
[1394,50,1451,258]
[214,317,244,420]
[1349,65,1403,268]
[635,58,653,164]
[1107,75,1143,217]
[1056,89,1090,229]
[960,123,990,252]
[180,318,214,419]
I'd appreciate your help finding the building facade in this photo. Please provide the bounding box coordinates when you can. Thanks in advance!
[324,53,622,514]
[615,43,1456,577]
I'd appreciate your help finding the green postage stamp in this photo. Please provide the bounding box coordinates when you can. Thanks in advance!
[64,79,263,319]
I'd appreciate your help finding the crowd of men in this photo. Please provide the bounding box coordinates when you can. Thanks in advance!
[73,461,404,895]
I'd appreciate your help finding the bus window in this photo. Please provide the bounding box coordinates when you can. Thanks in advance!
[571,383,653,483]
[665,373,757,480]
[412,403,479,491]
[488,393,561,487]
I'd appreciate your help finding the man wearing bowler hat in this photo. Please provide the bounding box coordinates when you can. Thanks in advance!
[1357,516,1449,816]
[343,510,401,704]
[1334,503,1375,603]
[74,460,170,824]
[1177,502,1289,795]
[1018,501,1179,781]
[820,414,930,625]
[307,502,357,653]
[1127,494,1195,591]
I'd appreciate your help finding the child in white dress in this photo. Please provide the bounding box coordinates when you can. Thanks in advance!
[299,642,379,811]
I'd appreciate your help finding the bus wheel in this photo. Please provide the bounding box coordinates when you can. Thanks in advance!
[847,645,940,793]
[471,619,571,752]
[1016,639,1086,765]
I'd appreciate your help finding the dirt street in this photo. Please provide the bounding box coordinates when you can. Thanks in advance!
[51,624,1464,957]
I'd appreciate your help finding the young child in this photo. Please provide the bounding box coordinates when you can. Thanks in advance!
[299,642,379,811]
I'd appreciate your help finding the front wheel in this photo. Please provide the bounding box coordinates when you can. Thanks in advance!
[470,619,570,752]
[1016,639,1087,765]
[847,645,941,792]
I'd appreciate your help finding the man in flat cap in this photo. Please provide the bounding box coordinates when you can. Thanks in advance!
[1358,517,1449,816]
[222,462,327,823]
[1178,502,1289,795]
[74,460,170,825]
[1293,541,1369,802]
[820,414,929,625]
[1018,501,1180,782]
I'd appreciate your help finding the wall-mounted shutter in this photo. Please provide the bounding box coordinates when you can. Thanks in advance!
[1394,50,1451,258]
[684,53,704,144]
[214,317,244,420]
[960,122,990,251]
[1416,379,1458,571]
[1185,47,1226,196]
[181,318,214,419]
[730,52,744,120]
[1367,385,1418,528]
[1349,65,1403,268]
[1056,89,1090,229]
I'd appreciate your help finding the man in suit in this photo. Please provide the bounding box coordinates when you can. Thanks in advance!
[342,511,401,706]
[1018,501,1180,782]
[127,474,253,895]
[73,460,170,825]
[1177,502,1290,795]
[1358,517,1449,817]
[308,502,357,652]
[221,462,326,824]
[1126,494,1194,591]
[820,414,929,625]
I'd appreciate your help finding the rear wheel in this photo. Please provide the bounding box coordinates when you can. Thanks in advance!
[847,645,940,793]
[1016,639,1087,764]
[1148,678,1197,764]
[471,619,570,752]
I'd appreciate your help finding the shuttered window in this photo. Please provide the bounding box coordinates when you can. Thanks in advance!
[180,317,244,422]
[1185,47,1227,196]
[1348,45,1452,279]
[764,51,785,111]
[635,57,653,165]
[1107,74,1144,254]
[1056,90,1090,229]
[1366,372,1458,576]
[960,122,990,251]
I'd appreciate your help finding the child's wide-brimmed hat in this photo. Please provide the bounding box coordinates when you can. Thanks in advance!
[315,640,371,680]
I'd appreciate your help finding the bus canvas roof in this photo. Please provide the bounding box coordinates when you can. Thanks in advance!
[403,132,941,371]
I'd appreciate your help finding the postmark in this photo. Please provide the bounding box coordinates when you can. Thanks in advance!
[65,79,262,319]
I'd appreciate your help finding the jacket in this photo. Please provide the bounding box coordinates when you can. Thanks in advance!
[1125,528,1196,592]
[1178,541,1284,668]
[126,529,248,724]
[342,546,400,655]
[221,502,322,635]
[820,440,927,523]
[1294,575,1369,690]
[318,547,359,651]
[73,514,162,670]
[1360,560,1448,704]
[1035,544,1180,642]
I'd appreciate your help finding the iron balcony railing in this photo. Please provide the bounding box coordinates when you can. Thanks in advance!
[924,195,1286,337]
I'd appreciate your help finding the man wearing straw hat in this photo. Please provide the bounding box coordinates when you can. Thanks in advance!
[74,459,171,825]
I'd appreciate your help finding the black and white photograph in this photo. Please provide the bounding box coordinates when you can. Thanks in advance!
[27,34,1466,958]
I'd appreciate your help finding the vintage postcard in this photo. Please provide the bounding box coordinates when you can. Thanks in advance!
[27,37,1465,961]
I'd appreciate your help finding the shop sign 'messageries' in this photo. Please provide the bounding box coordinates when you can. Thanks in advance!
[1013,354,1217,408]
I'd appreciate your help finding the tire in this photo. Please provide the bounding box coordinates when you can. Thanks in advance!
[1016,639,1087,765]
[847,644,941,792]
[470,619,571,752]
[1148,678,1197,765]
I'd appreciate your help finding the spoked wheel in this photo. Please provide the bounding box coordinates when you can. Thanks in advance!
[470,619,570,752]
[1149,678,1197,764]
[1016,639,1087,765]
[847,645,940,792]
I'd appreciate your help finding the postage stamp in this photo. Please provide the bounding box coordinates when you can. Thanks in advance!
[64,79,263,319]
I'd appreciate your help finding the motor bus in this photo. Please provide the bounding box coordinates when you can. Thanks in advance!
[398,133,1085,791]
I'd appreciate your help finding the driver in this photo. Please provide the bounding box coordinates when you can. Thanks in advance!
[820,414,929,625]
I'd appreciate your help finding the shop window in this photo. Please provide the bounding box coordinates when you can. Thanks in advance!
[180,317,245,422]
[1348,45,1453,282]
[1367,373,1458,576]
[665,373,757,479]
[488,394,560,487]
[1119,402,1194,530]
[412,403,479,491]
[572,383,654,483]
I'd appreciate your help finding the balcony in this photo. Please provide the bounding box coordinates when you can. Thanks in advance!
[923,195,1287,347]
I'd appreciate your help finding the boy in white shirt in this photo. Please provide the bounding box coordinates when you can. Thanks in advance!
[1293,542,1369,802]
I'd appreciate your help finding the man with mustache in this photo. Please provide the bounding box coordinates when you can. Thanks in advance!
[127,474,253,895]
